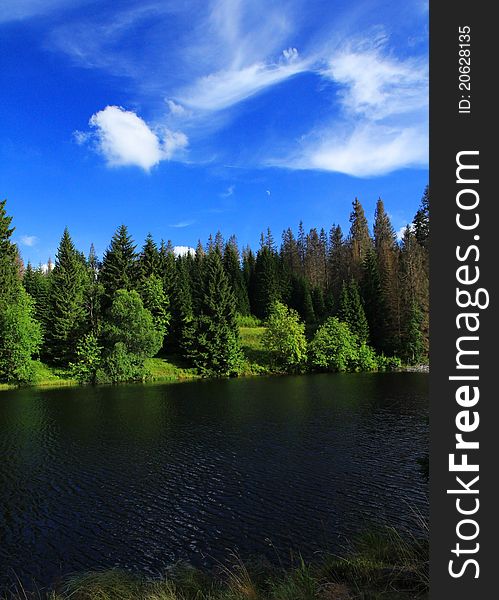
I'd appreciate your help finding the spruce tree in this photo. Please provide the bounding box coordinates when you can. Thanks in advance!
[189,248,242,376]
[168,256,194,355]
[253,245,280,319]
[348,198,372,281]
[373,198,400,355]
[138,233,160,280]
[413,186,430,249]
[45,228,88,365]
[338,279,369,343]
[223,239,250,315]
[99,224,137,306]
[23,262,51,334]
[0,200,42,383]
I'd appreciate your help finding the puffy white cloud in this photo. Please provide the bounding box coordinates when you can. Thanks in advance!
[87,106,187,171]
[173,245,195,257]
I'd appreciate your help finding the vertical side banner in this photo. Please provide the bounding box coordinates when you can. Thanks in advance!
[430,2,496,597]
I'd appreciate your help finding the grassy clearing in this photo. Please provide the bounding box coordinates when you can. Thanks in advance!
[239,326,271,376]
[2,526,428,599]
[144,357,200,382]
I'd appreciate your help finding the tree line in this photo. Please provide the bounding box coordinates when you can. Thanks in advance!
[0,188,429,385]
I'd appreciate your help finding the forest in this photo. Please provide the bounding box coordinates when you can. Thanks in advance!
[0,188,429,386]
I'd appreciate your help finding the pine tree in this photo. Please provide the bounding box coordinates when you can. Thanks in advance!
[85,243,103,334]
[23,262,51,333]
[138,233,160,280]
[338,279,369,343]
[223,239,250,315]
[399,226,429,362]
[252,245,280,319]
[45,228,88,365]
[413,186,430,249]
[0,200,42,383]
[348,198,372,281]
[361,249,384,352]
[189,248,242,375]
[99,224,137,306]
[373,198,400,355]
[168,256,194,355]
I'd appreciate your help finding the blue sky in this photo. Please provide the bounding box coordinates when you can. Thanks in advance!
[0,0,428,265]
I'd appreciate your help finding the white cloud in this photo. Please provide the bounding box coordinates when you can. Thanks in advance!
[86,105,188,171]
[282,47,299,62]
[170,220,194,228]
[179,58,308,111]
[397,223,415,241]
[289,123,427,177]
[220,185,235,197]
[323,49,427,120]
[173,245,195,257]
[0,0,89,23]
[271,42,428,177]
[20,235,38,247]
[166,99,187,116]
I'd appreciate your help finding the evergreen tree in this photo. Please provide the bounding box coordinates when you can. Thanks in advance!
[413,186,430,249]
[189,249,242,376]
[252,245,280,319]
[223,239,250,315]
[45,228,88,365]
[138,233,160,280]
[85,244,103,334]
[0,200,42,383]
[373,198,400,355]
[23,262,51,332]
[99,224,137,306]
[361,249,384,351]
[348,198,372,281]
[338,279,369,343]
[139,274,170,340]
[168,256,194,355]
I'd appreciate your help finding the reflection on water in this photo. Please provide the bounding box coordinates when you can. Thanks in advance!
[0,373,428,589]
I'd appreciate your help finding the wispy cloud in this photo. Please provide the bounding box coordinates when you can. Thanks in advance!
[170,220,195,228]
[24,0,427,178]
[220,185,235,198]
[20,235,38,247]
[77,105,187,171]
[271,41,428,177]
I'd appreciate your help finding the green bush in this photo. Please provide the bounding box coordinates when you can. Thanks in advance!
[308,317,358,372]
[69,333,102,384]
[261,301,307,372]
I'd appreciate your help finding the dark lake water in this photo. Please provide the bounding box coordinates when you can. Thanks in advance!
[0,373,428,590]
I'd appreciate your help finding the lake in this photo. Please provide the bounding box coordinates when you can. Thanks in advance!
[0,373,428,590]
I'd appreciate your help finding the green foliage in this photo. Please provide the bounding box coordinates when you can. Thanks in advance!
[308,317,359,372]
[413,185,430,248]
[103,289,163,359]
[69,333,103,384]
[0,287,42,384]
[261,301,307,371]
[252,245,280,319]
[189,249,243,376]
[45,228,88,365]
[101,342,146,384]
[99,225,137,305]
[353,342,379,371]
[139,274,170,338]
[223,238,251,315]
[338,279,370,343]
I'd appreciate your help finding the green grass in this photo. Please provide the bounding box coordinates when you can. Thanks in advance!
[239,326,272,375]
[1,526,428,599]
[144,357,200,382]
